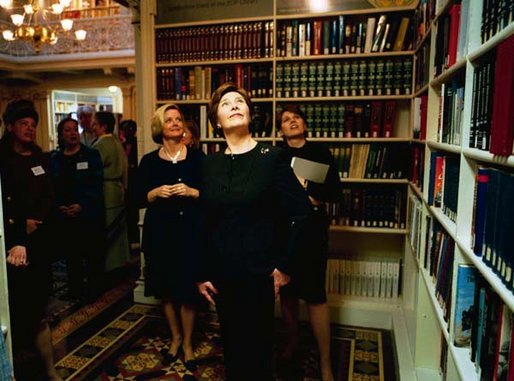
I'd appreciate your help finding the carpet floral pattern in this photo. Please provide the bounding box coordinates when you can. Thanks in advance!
[55,304,393,381]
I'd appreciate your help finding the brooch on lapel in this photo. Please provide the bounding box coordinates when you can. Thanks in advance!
[260,147,270,155]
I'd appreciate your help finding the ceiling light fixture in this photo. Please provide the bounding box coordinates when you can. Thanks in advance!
[0,0,87,54]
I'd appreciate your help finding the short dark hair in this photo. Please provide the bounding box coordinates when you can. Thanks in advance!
[2,98,39,126]
[278,104,309,139]
[277,104,308,128]
[95,111,116,133]
[57,117,79,148]
[208,82,253,137]
[120,119,137,135]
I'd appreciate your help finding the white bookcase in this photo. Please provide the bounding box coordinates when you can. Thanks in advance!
[405,0,514,379]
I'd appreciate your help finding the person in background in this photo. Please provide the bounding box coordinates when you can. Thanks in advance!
[119,119,140,247]
[135,104,204,371]
[0,99,62,381]
[182,120,200,149]
[91,111,130,277]
[196,83,311,381]
[77,105,95,147]
[50,117,105,303]
[278,104,341,381]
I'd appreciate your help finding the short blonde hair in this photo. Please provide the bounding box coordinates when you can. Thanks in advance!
[151,103,185,144]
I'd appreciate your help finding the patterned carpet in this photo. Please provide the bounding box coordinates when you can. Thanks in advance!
[55,304,396,381]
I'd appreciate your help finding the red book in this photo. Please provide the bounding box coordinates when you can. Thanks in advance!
[420,94,428,140]
[433,156,445,208]
[447,4,461,67]
[313,20,323,55]
[490,35,514,157]
[382,100,396,137]
[370,101,383,138]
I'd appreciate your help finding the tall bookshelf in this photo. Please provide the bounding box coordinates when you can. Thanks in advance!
[406,0,514,380]
[141,1,419,378]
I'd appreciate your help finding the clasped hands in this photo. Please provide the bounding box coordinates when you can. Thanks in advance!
[58,204,82,217]
[153,183,198,199]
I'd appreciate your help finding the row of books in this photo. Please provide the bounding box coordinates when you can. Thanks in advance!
[276,58,412,98]
[414,0,436,47]
[414,42,430,92]
[329,143,408,180]
[436,79,465,146]
[455,265,514,380]
[276,100,397,139]
[155,21,274,63]
[424,216,455,324]
[470,35,514,156]
[472,166,514,293]
[276,14,412,58]
[326,257,401,298]
[428,152,460,222]
[433,3,464,76]
[156,64,273,101]
[327,186,406,229]
[481,0,514,44]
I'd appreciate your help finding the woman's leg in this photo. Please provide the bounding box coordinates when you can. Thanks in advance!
[180,303,196,361]
[307,302,334,381]
[35,320,62,381]
[163,299,182,355]
[279,294,300,358]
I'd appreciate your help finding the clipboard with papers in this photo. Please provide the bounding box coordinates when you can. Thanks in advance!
[290,156,329,184]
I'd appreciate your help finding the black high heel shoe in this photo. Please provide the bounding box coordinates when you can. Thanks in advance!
[184,359,197,372]
[160,347,181,365]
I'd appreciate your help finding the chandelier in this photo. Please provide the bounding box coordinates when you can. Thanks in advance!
[0,0,87,53]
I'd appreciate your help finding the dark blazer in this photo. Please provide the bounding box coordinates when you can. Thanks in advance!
[201,142,311,281]
[0,136,54,251]
[50,144,104,221]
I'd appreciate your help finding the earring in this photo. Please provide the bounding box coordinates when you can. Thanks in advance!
[182,132,186,137]
[216,123,221,128]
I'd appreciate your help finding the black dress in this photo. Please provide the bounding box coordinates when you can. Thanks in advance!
[135,147,204,303]
[201,142,311,381]
[280,140,341,304]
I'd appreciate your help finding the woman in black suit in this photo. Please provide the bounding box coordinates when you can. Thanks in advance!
[0,99,62,381]
[196,83,312,381]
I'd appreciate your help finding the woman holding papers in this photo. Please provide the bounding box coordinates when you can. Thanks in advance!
[196,83,311,381]
[278,104,341,381]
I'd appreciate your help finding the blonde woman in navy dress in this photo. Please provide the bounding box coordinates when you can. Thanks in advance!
[136,104,204,371]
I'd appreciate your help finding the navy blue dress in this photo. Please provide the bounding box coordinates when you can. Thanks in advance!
[136,147,204,303]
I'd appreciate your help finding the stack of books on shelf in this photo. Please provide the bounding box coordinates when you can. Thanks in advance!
[275,58,412,98]
[328,184,406,229]
[410,144,425,191]
[412,94,428,140]
[330,142,408,180]
[470,35,514,156]
[407,193,423,259]
[480,0,514,44]
[423,216,454,324]
[156,64,272,101]
[155,21,274,63]
[437,79,465,146]
[326,257,401,298]
[276,13,413,57]
[472,166,514,291]
[428,152,460,222]
[453,264,514,381]
[433,2,464,76]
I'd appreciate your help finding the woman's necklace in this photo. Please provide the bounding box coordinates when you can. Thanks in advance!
[162,146,182,164]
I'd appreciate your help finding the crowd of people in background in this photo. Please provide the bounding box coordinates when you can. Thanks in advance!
[0,84,341,381]
[0,99,140,380]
